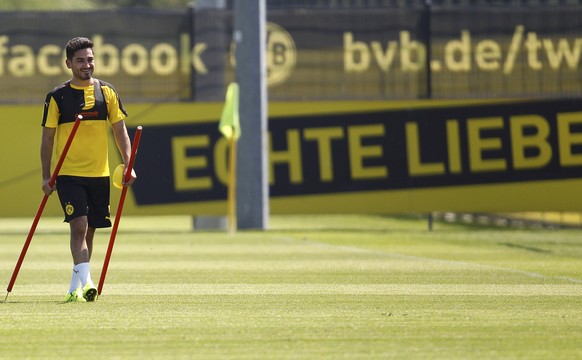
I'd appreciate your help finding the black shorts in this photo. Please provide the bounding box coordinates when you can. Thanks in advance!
[56,175,112,228]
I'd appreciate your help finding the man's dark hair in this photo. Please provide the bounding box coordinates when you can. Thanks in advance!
[65,37,94,60]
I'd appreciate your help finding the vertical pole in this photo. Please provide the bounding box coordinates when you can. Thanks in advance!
[428,213,433,232]
[98,126,142,296]
[233,0,269,230]
[5,115,82,299]
[424,1,433,231]
[188,4,196,101]
[228,136,237,234]
[423,0,432,100]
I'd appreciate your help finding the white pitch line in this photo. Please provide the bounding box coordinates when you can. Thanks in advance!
[273,236,582,285]
[5,283,582,297]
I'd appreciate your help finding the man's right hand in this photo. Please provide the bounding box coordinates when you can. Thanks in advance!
[42,179,55,196]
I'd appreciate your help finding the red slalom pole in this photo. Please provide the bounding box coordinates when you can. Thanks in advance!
[98,126,142,296]
[5,115,83,300]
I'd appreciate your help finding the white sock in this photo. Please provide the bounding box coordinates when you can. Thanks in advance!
[86,270,95,288]
[68,266,81,293]
[76,262,91,288]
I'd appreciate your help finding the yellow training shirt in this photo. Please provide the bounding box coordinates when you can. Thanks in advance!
[41,79,128,177]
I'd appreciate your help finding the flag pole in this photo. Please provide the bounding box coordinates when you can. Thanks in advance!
[218,82,240,234]
[228,133,237,234]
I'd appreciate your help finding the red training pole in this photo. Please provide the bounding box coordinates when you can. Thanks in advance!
[98,126,142,296]
[5,115,83,300]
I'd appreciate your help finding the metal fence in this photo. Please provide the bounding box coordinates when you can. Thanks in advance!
[261,0,582,7]
[0,3,581,103]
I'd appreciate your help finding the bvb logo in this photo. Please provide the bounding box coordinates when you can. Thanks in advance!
[230,22,296,86]
[65,203,74,216]
[265,22,296,86]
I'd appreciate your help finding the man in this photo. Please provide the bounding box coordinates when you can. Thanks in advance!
[41,37,136,302]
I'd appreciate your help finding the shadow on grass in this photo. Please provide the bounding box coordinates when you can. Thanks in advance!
[270,214,527,233]
[499,242,553,254]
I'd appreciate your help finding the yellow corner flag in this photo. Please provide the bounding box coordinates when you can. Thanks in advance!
[219,82,241,140]
[219,82,240,234]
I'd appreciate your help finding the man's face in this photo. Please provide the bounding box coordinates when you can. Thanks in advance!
[67,47,94,82]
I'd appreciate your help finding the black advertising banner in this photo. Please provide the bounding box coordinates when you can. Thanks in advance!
[128,122,223,205]
[430,6,582,99]
[130,99,582,206]
[0,9,193,103]
[1,6,582,103]
[263,8,427,100]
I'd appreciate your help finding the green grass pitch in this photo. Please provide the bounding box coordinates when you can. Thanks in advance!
[0,215,581,359]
